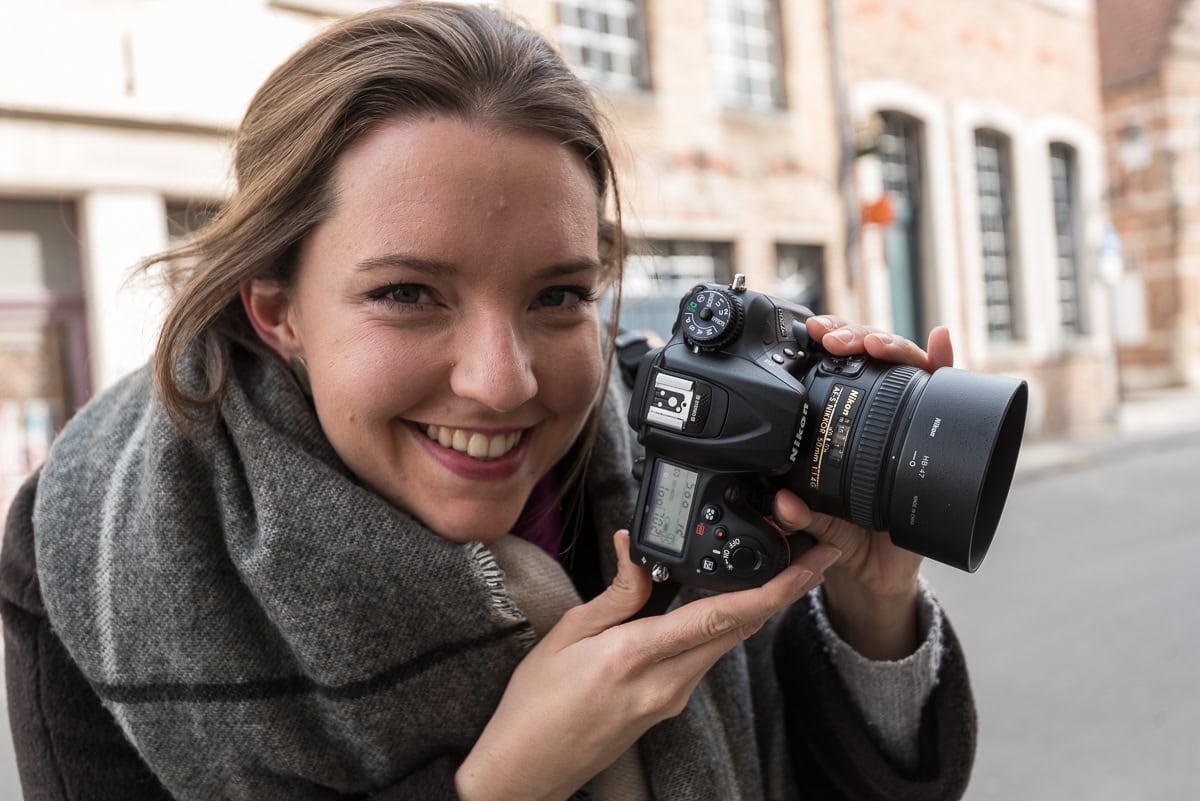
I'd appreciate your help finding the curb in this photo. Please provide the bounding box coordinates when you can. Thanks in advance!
[1014,422,1200,484]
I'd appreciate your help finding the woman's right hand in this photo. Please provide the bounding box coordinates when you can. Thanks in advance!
[454,531,840,801]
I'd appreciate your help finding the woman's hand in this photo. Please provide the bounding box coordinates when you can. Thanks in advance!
[770,317,955,661]
[455,531,841,801]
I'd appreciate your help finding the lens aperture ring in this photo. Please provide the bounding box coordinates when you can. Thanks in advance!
[847,366,921,530]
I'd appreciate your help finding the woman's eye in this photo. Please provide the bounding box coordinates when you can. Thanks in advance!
[369,283,434,307]
[536,286,596,309]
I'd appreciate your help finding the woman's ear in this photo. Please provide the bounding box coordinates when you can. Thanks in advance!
[241,279,300,360]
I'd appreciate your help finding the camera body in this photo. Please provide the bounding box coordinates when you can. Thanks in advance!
[626,277,823,591]
[626,275,1028,591]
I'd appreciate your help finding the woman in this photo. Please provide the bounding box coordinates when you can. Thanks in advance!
[1,4,975,800]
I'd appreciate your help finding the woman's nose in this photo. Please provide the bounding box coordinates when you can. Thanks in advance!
[448,320,538,413]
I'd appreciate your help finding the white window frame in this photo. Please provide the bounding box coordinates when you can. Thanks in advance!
[708,0,784,112]
[974,128,1020,342]
[556,0,648,91]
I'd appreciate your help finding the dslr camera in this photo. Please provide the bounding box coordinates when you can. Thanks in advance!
[626,275,1028,592]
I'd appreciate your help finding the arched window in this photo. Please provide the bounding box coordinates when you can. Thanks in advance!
[878,111,927,342]
[974,129,1019,340]
[1049,142,1086,335]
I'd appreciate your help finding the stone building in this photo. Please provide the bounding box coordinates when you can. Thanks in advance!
[0,0,1116,515]
[1097,0,1200,390]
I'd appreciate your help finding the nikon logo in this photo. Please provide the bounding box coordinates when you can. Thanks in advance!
[788,405,809,463]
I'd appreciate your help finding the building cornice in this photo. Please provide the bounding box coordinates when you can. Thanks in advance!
[0,104,233,138]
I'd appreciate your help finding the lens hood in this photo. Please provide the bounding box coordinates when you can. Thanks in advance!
[887,367,1028,571]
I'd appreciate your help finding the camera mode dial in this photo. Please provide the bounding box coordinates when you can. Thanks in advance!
[680,287,743,352]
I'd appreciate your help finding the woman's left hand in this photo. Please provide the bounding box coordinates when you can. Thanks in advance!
[771,317,955,660]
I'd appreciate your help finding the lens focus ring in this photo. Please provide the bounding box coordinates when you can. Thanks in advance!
[847,365,921,530]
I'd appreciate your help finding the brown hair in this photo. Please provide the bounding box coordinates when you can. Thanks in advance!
[145,1,624,441]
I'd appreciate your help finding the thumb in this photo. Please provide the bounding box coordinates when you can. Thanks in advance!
[545,530,651,646]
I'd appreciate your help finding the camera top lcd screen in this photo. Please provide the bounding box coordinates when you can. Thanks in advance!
[644,460,698,556]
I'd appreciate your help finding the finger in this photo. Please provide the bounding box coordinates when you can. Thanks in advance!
[806,316,884,354]
[862,331,932,371]
[773,490,857,554]
[543,530,650,647]
[772,488,813,531]
[926,326,955,370]
[640,545,840,661]
[652,554,834,673]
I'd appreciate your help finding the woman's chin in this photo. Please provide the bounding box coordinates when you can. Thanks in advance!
[421,509,522,545]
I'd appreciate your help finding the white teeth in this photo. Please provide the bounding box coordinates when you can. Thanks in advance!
[423,425,523,461]
[467,433,489,458]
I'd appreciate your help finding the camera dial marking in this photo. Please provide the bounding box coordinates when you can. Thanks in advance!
[681,287,743,351]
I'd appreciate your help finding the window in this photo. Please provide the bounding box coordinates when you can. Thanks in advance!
[974,130,1019,340]
[557,0,648,91]
[775,243,824,312]
[0,198,90,519]
[1049,143,1085,336]
[614,239,734,337]
[879,112,926,342]
[709,0,784,111]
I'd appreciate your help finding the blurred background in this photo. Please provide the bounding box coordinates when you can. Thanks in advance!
[0,0,1196,798]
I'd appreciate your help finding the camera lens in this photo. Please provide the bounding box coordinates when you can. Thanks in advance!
[791,363,1028,572]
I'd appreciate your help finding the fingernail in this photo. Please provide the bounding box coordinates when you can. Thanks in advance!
[871,332,894,345]
[793,569,815,593]
[814,547,842,571]
[810,315,832,328]
[830,329,854,344]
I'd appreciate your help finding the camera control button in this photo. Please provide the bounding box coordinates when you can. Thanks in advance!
[783,347,796,358]
[730,545,761,571]
[699,556,719,573]
[771,353,785,364]
[700,504,722,524]
[820,355,867,378]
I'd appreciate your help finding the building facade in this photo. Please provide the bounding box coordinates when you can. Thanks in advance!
[0,0,1117,516]
[1098,0,1200,390]
[841,0,1116,437]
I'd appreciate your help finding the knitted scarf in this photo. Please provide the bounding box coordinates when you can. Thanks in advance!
[33,344,795,801]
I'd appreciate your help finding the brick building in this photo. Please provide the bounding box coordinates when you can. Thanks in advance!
[1098,0,1200,390]
[528,0,1120,440]
[841,0,1115,437]
[0,0,1117,515]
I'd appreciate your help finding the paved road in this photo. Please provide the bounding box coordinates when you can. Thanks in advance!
[0,431,1196,799]
[922,432,1200,800]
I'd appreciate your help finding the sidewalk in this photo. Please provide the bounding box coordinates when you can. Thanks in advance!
[1015,384,1200,482]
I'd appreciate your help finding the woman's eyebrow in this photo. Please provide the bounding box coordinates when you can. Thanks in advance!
[355,253,457,276]
[354,253,602,279]
[534,258,603,280]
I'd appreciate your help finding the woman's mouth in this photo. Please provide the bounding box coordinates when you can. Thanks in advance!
[422,424,524,461]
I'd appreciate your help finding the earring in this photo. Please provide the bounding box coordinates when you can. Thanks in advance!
[289,354,312,396]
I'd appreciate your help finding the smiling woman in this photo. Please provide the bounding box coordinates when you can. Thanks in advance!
[241,118,606,543]
[0,4,978,801]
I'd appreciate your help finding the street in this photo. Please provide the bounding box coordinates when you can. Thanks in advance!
[0,429,1196,799]
[923,430,1200,800]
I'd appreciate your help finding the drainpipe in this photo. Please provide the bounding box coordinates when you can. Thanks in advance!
[826,0,861,304]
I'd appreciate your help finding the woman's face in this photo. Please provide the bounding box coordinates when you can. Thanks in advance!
[275,117,604,543]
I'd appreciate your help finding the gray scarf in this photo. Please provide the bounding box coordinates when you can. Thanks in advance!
[33,344,795,800]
